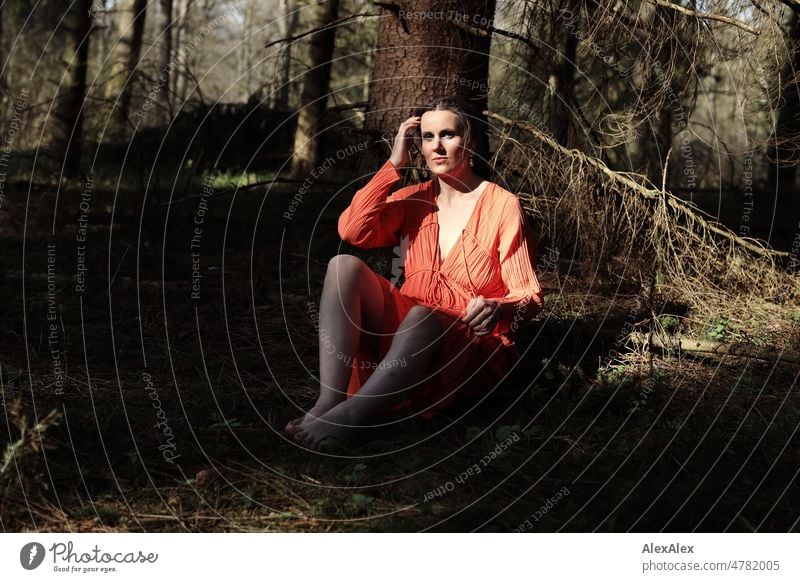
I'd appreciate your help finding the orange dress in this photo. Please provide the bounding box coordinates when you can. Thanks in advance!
[338,160,544,417]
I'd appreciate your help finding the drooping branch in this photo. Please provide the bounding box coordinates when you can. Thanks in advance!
[264,12,377,49]
[486,111,788,259]
[649,0,760,35]
[448,16,544,55]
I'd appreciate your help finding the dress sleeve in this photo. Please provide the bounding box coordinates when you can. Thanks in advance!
[338,159,406,248]
[493,195,544,336]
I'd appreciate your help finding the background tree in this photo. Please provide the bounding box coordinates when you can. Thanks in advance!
[50,0,93,175]
[159,0,174,116]
[104,0,148,138]
[360,0,497,175]
[768,7,800,213]
[290,0,340,178]
[275,0,300,110]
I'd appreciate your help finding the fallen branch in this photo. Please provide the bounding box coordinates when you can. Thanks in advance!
[486,111,788,259]
[630,332,800,364]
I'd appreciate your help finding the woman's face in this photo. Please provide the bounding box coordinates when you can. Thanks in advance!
[419,110,470,176]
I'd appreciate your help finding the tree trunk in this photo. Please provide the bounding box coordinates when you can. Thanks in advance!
[104,0,147,137]
[51,0,92,175]
[359,0,497,176]
[275,0,300,110]
[548,0,579,146]
[290,0,340,179]
[768,9,800,219]
[627,2,675,186]
[160,0,174,117]
[172,0,194,104]
[0,2,5,92]
[628,2,658,177]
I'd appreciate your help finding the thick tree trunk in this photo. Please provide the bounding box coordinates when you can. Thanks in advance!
[359,0,497,176]
[290,0,340,179]
[51,0,92,175]
[104,0,148,137]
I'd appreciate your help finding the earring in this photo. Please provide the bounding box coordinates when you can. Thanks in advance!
[469,156,474,167]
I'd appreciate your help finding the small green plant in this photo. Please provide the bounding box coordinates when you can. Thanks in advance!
[208,412,243,431]
[343,463,367,484]
[597,363,631,388]
[706,318,730,341]
[312,497,337,518]
[350,492,375,514]
[786,310,800,322]
[658,315,679,334]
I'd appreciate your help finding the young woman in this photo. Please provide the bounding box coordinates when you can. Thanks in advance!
[285,97,544,451]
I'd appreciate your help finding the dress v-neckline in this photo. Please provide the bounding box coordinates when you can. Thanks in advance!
[433,180,491,269]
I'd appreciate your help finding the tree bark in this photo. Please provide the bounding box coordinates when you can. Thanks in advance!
[628,2,659,177]
[359,0,497,176]
[0,2,5,92]
[172,0,189,104]
[104,0,148,137]
[51,0,92,175]
[768,10,800,208]
[548,0,579,146]
[160,0,174,117]
[290,0,340,179]
[275,0,300,110]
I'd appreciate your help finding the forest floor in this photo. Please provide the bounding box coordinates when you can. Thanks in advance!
[1,171,799,532]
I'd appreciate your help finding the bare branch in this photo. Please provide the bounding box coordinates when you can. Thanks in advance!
[264,12,379,49]
[649,0,760,35]
[486,111,787,259]
[447,16,543,54]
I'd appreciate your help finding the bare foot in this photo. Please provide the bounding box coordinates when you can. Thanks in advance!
[293,415,355,452]
[284,397,342,438]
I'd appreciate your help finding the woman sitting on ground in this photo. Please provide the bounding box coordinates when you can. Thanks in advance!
[285,97,544,451]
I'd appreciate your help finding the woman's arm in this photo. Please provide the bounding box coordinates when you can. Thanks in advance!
[493,195,544,333]
[339,116,424,248]
[337,159,407,248]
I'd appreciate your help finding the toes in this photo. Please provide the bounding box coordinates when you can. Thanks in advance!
[284,417,303,436]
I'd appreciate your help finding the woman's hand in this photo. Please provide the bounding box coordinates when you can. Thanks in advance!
[462,295,500,336]
[388,116,421,169]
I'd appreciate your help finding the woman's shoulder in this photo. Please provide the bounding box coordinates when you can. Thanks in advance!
[484,181,523,214]
[390,177,435,202]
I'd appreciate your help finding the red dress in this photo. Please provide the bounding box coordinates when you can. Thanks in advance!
[338,160,544,417]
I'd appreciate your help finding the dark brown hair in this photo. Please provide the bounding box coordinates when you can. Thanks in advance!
[412,97,481,162]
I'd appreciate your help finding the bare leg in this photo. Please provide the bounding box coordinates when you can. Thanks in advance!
[285,254,386,435]
[295,305,443,450]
